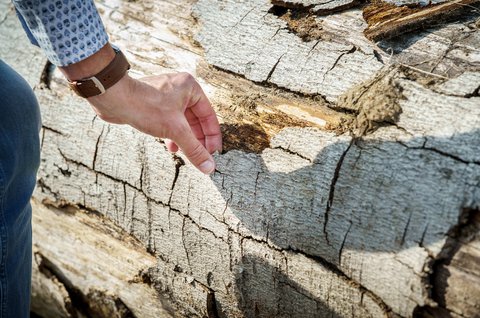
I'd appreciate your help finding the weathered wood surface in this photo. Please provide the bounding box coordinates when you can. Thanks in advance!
[1,0,480,317]
[195,0,480,102]
[31,200,175,318]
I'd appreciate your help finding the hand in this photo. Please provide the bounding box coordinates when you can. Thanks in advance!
[59,43,221,174]
[87,72,222,174]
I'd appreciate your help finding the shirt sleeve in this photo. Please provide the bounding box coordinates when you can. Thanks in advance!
[13,0,109,67]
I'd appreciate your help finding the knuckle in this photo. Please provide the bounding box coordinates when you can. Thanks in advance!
[177,72,196,86]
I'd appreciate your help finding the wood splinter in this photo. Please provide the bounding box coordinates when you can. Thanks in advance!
[363,0,480,41]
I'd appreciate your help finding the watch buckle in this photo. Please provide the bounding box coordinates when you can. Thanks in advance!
[88,76,106,95]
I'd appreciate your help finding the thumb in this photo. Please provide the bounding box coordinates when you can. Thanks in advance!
[172,119,215,175]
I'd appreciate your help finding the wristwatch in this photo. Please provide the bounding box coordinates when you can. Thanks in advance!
[68,48,131,98]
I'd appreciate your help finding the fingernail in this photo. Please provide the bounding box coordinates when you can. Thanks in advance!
[199,159,215,174]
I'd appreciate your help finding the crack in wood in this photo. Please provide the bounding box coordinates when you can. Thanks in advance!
[398,141,480,166]
[181,217,193,270]
[271,0,360,15]
[265,53,285,82]
[35,252,90,318]
[42,125,65,136]
[272,145,313,162]
[338,220,353,265]
[206,291,220,318]
[400,210,414,247]
[38,60,55,90]
[322,46,357,83]
[35,252,137,318]
[324,138,355,244]
[92,125,106,170]
[413,208,480,317]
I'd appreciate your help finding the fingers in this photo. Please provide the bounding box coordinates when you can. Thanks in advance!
[172,118,216,175]
[188,85,223,153]
[165,139,179,153]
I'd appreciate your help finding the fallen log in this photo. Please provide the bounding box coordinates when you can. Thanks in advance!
[1,0,479,317]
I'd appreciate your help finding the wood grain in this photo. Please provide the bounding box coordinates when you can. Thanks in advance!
[364,0,480,41]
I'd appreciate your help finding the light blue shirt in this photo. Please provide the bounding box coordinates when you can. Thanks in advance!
[13,0,109,66]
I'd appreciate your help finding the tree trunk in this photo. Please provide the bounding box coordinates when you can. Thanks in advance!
[1,0,479,317]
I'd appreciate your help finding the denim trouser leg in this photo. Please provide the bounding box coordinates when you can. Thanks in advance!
[0,60,41,317]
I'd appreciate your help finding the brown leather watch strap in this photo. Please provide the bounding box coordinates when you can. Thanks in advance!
[68,49,131,98]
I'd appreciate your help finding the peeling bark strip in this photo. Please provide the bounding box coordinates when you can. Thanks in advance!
[363,0,480,41]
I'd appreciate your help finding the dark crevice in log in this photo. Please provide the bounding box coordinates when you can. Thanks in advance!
[168,154,185,205]
[465,84,480,98]
[373,49,385,64]
[171,154,186,192]
[38,60,55,90]
[398,142,480,166]
[37,178,60,201]
[413,208,480,318]
[35,252,91,318]
[206,292,220,318]
[271,0,362,15]
[338,220,353,265]
[400,211,414,247]
[271,0,314,10]
[322,46,357,82]
[272,145,313,162]
[265,53,285,82]
[323,138,355,244]
[42,125,65,136]
[93,125,107,171]
[53,163,72,177]
[86,290,137,318]
[209,64,330,103]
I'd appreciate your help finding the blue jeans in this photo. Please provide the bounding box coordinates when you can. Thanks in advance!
[0,60,41,317]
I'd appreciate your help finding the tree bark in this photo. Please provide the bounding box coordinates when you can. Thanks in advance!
[1,0,479,317]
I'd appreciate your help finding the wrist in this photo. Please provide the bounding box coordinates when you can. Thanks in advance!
[60,43,116,81]
[63,45,131,99]
[87,73,137,124]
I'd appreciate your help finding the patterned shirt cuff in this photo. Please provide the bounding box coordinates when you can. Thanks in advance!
[13,0,109,67]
